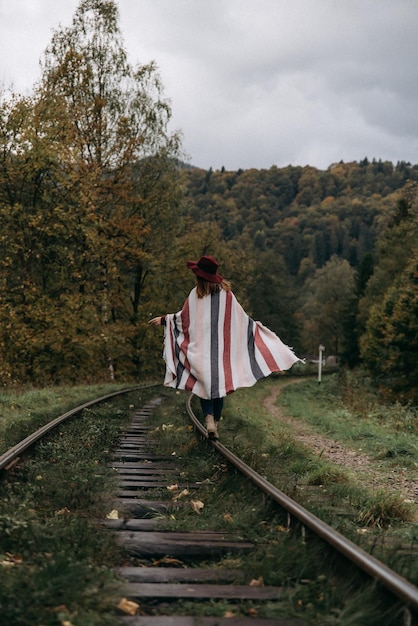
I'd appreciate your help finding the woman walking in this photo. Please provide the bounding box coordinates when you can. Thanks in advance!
[149,255,300,439]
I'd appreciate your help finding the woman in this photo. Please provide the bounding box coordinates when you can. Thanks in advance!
[149,255,300,439]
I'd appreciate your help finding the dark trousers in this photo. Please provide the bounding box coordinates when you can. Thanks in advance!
[200,397,224,422]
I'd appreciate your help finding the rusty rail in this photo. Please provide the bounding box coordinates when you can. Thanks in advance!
[186,393,418,614]
[0,385,150,472]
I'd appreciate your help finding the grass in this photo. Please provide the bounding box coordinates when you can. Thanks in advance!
[141,386,407,624]
[0,382,142,453]
[0,386,156,626]
[220,375,418,572]
[0,375,416,624]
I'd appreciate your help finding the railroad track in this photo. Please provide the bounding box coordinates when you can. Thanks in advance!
[108,398,306,626]
[1,386,418,624]
[107,393,418,625]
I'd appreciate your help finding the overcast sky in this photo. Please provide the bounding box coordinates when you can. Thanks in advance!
[1,0,418,171]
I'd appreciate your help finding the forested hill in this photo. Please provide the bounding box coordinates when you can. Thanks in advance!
[181,159,418,278]
[1,0,416,401]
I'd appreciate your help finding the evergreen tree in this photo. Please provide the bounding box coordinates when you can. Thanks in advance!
[301,256,356,358]
[360,248,418,401]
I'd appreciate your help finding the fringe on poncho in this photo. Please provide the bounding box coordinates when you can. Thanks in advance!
[163,287,301,400]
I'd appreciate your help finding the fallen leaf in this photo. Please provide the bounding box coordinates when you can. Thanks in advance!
[247,608,258,616]
[223,513,233,523]
[190,500,204,514]
[173,488,190,501]
[152,557,185,567]
[106,509,119,519]
[224,610,236,617]
[55,507,71,516]
[276,525,289,533]
[117,598,139,615]
[167,484,179,492]
[249,576,264,586]
[1,553,23,566]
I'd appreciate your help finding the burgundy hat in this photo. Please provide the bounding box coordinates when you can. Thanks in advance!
[187,255,223,283]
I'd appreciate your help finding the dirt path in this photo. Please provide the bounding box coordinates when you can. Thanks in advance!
[263,382,418,504]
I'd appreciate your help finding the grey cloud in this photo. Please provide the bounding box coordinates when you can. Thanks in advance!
[2,0,418,170]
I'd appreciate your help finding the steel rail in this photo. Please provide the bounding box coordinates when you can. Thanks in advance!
[186,393,418,613]
[0,384,155,472]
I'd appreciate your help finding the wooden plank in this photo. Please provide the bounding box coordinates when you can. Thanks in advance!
[105,519,236,534]
[118,478,178,485]
[112,468,174,475]
[103,518,160,530]
[113,498,182,516]
[119,617,307,626]
[110,462,175,469]
[112,454,173,461]
[116,531,253,557]
[117,483,198,492]
[117,529,252,542]
[117,441,154,450]
[115,566,242,583]
[117,481,180,498]
[123,582,283,600]
[118,438,158,444]
[115,529,238,540]
[121,435,154,439]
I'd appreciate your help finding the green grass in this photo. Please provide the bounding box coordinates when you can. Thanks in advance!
[142,386,406,624]
[0,387,155,626]
[0,382,141,453]
[0,376,416,624]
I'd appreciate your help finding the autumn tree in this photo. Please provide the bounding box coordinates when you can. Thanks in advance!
[0,0,183,383]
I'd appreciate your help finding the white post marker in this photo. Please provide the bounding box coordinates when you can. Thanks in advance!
[318,344,325,384]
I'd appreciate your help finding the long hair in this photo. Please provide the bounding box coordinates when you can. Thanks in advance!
[196,276,231,298]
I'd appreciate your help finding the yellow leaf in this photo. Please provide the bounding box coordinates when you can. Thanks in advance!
[190,500,204,514]
[117,598,139,615]
[173,488,190,501]
[152,557,185,567]
[249,576,264,586]
[106,509,119,519]
[224,610,236,617]
[223,513,233,523]
[276,525,289,533]
[167,484,179,492]
[56,507,71,516]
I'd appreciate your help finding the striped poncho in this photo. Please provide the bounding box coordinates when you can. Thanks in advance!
[163,287,300,400]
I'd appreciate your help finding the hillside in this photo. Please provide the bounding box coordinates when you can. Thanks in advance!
[181,159,418,279]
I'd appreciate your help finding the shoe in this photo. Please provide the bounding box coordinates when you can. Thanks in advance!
[205,414,219,439]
